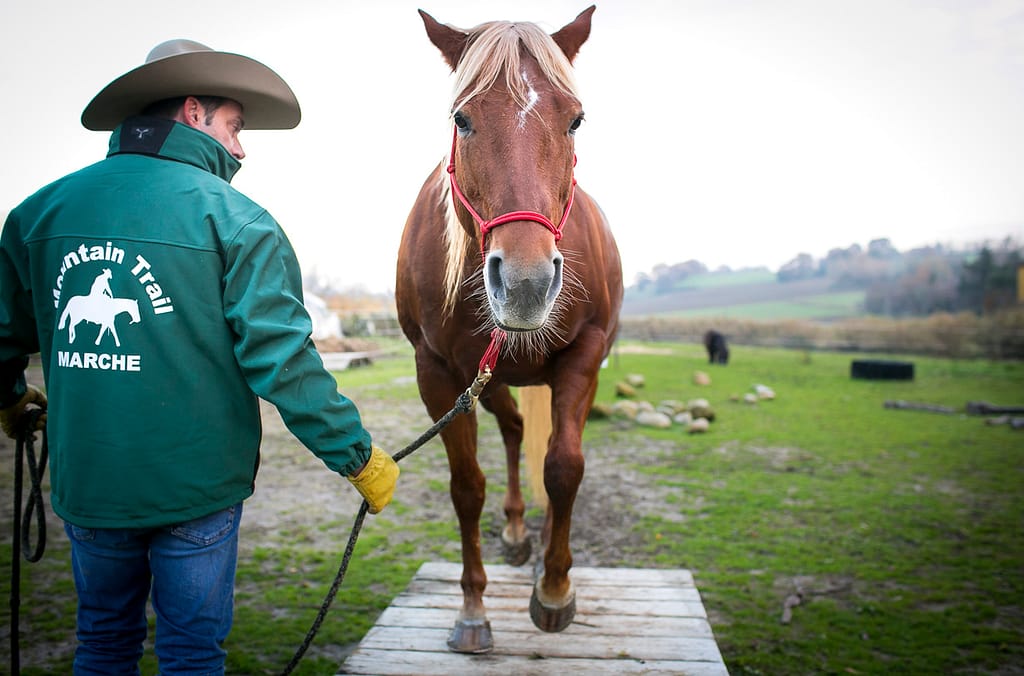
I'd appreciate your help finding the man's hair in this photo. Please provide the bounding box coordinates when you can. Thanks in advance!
[142,95,229,124]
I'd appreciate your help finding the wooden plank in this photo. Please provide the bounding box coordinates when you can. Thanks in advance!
[319,351,377,370]
[373,606,715,638]
[389,591,709,619]
[340,649,728,676]
[357,626,724,662]
[416,561,697,586]
[403,578,704,602]
[338,562,728,675]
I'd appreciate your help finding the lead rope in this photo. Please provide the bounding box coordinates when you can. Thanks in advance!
[10,408,49,676]
[281,329,506,675]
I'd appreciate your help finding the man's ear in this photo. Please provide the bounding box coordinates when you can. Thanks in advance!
[176,96,204,128]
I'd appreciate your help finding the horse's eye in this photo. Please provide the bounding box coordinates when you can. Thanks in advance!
[569,115,584,135]
[453,112,470,131]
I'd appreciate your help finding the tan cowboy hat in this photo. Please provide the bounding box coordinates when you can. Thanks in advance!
[81,39,301,131]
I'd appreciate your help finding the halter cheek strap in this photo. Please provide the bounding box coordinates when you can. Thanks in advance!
[446,126,578,257]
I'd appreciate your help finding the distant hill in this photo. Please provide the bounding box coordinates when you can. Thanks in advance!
[622,236,1022,320]
[621,272,865,320]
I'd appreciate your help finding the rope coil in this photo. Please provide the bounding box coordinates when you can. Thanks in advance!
[10,408,48,676]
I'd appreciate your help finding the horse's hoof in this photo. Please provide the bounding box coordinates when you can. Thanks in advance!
[447,618,494,653]
[501,532,532,566]
[529,584,576,633]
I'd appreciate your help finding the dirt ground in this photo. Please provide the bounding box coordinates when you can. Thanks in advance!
[1,356,678,632]
[243,378,676,568]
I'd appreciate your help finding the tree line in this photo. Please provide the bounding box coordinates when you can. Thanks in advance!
[628,236,1022,318]
[776,237,1021,316]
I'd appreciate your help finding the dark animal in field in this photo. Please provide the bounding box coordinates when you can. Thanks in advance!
[704,330,729,364]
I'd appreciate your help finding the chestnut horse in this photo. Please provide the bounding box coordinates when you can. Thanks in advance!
[396,6,622,653]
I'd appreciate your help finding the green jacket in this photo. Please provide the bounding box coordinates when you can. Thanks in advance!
[0,117,372,528]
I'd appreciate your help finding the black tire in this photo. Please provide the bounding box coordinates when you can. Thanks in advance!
[851,359,914,380]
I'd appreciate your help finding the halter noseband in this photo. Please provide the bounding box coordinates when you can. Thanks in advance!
[446,126,578,257]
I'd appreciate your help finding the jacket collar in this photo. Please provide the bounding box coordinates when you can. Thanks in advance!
[107,116,241,183]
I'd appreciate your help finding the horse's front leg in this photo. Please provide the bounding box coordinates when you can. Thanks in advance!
[414,349,493,653]
[530,328,607,633]
[480,385,530,566]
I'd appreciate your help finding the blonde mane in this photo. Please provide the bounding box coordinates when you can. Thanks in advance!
[441,19,582,318]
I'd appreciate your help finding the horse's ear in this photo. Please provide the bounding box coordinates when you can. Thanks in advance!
[551,5,595,64]
[419,9,470,72]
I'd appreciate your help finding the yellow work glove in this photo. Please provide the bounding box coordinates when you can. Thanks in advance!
[347,445,399,514]
[0,385,47,439]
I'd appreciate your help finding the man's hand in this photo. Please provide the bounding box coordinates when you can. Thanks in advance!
[347,445,400,514]
[0,385,47,439]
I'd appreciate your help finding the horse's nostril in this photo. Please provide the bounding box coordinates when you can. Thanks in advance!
[547,255,564,302]
[486,253,506,302]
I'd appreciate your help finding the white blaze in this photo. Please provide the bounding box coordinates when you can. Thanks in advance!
[517,70,540,129]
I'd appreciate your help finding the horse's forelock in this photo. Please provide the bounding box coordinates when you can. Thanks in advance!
[449,20,581,118]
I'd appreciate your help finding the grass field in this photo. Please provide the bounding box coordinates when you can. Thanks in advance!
[672,269,778,289]
[655,290,866,320]
[2,341,1022,674]
[622,274,865,321]
[594,343,1023,674]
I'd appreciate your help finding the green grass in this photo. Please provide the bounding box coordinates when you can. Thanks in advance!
[594,343,1024,674]
[2,341,1021,674]
[625,269,778,298]
[657,290,866,320]
[678,269,777,289]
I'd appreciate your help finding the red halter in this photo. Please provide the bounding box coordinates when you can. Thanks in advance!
[446,126,578,257]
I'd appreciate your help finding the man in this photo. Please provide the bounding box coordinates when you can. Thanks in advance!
[0,39,399,674]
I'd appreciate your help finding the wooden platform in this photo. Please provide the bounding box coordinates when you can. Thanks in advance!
[339,561,728,675]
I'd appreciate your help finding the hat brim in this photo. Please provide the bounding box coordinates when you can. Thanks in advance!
[81,51,301,131]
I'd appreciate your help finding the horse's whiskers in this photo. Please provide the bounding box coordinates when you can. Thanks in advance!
[460,258,585,362]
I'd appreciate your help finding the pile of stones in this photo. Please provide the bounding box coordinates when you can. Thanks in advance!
[589,372,777,433]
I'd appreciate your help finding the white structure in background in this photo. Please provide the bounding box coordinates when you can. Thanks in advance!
[304,291,343,340]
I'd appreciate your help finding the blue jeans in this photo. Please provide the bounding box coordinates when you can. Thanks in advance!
[63,503,242,676]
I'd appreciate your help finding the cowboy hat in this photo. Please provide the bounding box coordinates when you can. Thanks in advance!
[81,39,301,131]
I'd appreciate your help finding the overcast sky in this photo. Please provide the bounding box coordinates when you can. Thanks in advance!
[3,0,1022,292]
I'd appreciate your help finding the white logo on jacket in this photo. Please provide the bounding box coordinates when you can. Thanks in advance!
[58,270,141,347]
[52,243,176,373]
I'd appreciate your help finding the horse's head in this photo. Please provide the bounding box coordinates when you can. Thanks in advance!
[423,7,594,334]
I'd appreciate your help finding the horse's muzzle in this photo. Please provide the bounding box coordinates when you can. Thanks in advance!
[485,249,563,331]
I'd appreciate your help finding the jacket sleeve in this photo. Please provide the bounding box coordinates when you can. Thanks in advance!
[0,210,38,406]
[221,211,372,476]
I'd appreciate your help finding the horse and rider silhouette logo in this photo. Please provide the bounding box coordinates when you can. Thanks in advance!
[58,269,141,347]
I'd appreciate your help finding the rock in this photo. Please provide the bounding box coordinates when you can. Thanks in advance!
[743,393,758,404]
[615,382,637,398]
[693,371,711,386]
[589,402,613,419]
[657,400,687,416]
[673,411,693,426]
[611,400,641,419]
[755,384,776,400]
[636,410,673,428]
[625,373,646,388]
[688,417,710,433]
[688,398,715,421]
